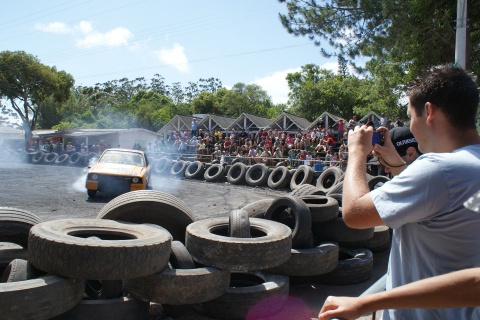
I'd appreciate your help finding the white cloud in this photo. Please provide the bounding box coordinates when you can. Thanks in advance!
[154,43,190,73]
[34,20,133,48]
[252,67,300,105]
[76,27,133,48]
[34,22,71,34]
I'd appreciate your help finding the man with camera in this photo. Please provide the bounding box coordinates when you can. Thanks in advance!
[320,65,480,320]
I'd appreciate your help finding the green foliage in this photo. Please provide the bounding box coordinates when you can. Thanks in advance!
[0,50,74,138]
[279,0,480,91]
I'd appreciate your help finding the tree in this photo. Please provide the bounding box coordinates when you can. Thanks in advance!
[278,0,480,85]
[0,51,74,139]
[286,64,375,120]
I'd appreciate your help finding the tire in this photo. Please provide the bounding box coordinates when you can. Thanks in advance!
[54,154,69,165]
[0,248,28,269]
[31,151,45,164]
[267,166,291,189]
[68,152,84,167]
[203,271,289,320]
[169,240,195,269]
[290,184,326,197]
[0,207,43,248]
[314,248,374,285]
[28,219,172,280]
[124,266,230,305]
[186,217,292,270]
[299,195,339,222]
[0,259,44,283]
[245,163,269,187]
[266,241,339,276]
[228,209,251,238]
[241,198,274,218]
[264,195,312,248]
[50,296,150,320]
[340,225,392,253]
[97,190,195,243]
[289,165,314,190]
[204,163,225,182]
[328,193,343,216]
[43,152,58,164]
[316,167,344,193]
[226,162,247,185]
[367,175,391,191]
[0,275,85,320]
[326,181,344,195]
[312,217,374,243]
[184,161,205,179]
[153,157,172,176]
[170,160,187,178]
[231,157,243,164]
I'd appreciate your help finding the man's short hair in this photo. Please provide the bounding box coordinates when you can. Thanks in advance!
[406,64,479,129]
[389,126,420,157]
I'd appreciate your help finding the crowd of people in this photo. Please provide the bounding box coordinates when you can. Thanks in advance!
[145,114,404,169]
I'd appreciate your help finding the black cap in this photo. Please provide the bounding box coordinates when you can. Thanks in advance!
[389,127,418,155]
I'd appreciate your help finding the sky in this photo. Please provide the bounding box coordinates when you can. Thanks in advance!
[0,0,345,105]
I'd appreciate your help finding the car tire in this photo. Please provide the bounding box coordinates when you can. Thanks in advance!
[228,209,251,238]
[67,152,84,166]
[97,190,195,243]
[43,152,58,164]
[54,154,69,166]
[245,163,269,187]
[184,161,205,179]
[240,198,274,218]
[186,217,292,270]
[289,184,326,197]
[316,167,344,193]
[264,195,312,249]
[28,219,172,280]
[0,207,42,248]
[289,165,314,190]
[170,160,187,178]
[266,241,339,276]
[0,275,85,320]
[31,151,45,164]
[267,166,291,189]
[299,195,339,222]
[204,164,225,182]
[203,271,289,320]
[226,162,247,185]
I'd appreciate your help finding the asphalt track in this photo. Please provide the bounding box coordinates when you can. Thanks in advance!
[0,162,387,320]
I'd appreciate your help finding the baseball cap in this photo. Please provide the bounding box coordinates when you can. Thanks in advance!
[389,127,418,156]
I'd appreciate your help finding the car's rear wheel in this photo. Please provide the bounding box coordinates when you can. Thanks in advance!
[87,189,97,198]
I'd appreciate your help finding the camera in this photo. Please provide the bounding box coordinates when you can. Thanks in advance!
[372,132,384,145]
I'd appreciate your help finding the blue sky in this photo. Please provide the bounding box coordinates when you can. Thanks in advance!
[1,0,348,105]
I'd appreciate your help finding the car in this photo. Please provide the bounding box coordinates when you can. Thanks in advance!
[85,148,151,197]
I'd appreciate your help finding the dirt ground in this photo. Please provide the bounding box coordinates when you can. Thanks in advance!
[0,162,387,320]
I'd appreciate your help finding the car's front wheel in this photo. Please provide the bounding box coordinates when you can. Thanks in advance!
[87,189,97,198]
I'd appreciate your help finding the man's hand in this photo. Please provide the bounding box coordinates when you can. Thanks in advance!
[318,296,366,320]
[347,125,374,159]
[372,127,406,173]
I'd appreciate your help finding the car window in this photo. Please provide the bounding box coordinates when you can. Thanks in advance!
[98,151,144,166]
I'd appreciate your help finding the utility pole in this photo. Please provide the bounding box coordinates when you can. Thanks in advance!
[455,0,468,69]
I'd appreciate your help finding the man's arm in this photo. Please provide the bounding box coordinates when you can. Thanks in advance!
[319,268,480,320]
[342,126,384,229]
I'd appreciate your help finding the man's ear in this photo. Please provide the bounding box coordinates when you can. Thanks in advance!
[425,102,437,125]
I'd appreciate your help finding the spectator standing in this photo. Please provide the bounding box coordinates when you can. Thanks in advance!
[336,65,480,320]
[379,113,388,127]
[191,118,198,137]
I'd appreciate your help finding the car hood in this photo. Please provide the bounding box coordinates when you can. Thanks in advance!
[88,163,146,176]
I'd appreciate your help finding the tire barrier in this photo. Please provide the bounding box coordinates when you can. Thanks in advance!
[245,163,269,187]
[186,217,292,270]
[204,163,225,182]
[68,152,84,166]
[316,167,344,193]
[289,165,314,190]
[31,151,45,164]
[184,161,205,179]
[43,152,58,165]
[28,219,172,280]
[152,156,172,175]
[54,154,69,165]
[267,166,291,189]
[0,207,43,248]
[226,162,248,185]
[97,190,195,243]
[170,160,188,178]
[203,271,290,320]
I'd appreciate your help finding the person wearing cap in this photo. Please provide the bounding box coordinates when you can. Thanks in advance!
[374,126,422,176]
[320,65,480,320]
